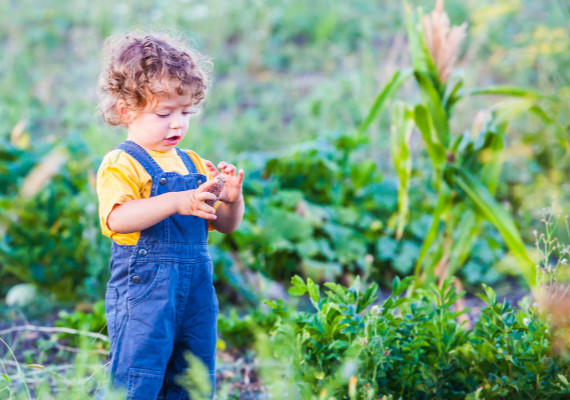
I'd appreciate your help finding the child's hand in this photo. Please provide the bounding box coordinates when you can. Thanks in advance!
[203,160,244,204]
[174,180,219,220]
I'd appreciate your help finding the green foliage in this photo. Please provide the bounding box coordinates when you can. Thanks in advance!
[262,276,570,399]
[0,332,120,400]
[467,286,566,399]
[54,300,109,350]
[218,307,280,351]
[214,131,388,285]
[358,1,565,289]
[175,353,213,400]
[0,136,109,301]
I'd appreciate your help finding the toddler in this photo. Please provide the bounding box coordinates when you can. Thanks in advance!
[96,32,244,399]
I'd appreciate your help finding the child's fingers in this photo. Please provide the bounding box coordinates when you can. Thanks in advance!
[218,162,236,176]
[203,159,220,177]
[225,169,244,187]
[196,209,217,220]
[196,178,220,193]
[195,191,217,204]
[236,169,244,185]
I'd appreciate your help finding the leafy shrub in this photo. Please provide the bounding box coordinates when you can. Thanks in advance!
[213,130,423,292]
[218,307,280,351]
[261,276,570,399]
[0,135,110,301]
[54,300,109,350]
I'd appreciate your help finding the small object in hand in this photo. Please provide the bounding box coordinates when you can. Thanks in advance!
[204,175,225,207]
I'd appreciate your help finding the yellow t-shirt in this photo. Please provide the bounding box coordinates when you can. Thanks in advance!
[96,147,215,245]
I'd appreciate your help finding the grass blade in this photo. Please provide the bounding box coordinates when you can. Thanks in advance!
[460,86,556,101]
[452,167,536,288]
[356,68,413,138]
[390,102,415,239]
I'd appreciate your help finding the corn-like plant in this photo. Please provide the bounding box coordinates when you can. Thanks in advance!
[358,0,561,289]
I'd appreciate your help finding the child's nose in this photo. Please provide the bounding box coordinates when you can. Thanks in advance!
[170,114,183,129]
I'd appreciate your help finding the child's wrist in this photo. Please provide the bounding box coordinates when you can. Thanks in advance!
[168,191,185,214]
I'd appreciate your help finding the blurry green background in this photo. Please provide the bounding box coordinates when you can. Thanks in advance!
[1,0,570,398]
[0,0,568,308]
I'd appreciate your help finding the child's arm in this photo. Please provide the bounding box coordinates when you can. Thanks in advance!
[107,180,219,234]
[203,160,245,234]
[211,193,244,233]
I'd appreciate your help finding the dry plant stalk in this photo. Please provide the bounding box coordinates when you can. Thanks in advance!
[537,285,570,355]
[423,0,467,83]
[20,148,68,199]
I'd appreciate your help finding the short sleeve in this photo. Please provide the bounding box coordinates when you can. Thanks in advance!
[96,150,145,239]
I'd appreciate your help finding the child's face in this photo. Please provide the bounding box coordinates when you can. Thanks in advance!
[125,90,195,152]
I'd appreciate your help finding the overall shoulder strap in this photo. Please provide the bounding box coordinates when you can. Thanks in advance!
[117,141,164,176]
[176,148,199,174]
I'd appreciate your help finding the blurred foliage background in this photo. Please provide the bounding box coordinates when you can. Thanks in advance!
[1,0,570,398]
[0,0,569,328]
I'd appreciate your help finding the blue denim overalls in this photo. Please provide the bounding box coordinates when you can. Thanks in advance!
[105,140,218,400]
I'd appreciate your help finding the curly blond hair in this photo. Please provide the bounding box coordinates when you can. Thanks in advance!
[97,32,211,127]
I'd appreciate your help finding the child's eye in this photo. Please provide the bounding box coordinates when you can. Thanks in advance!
[182,110,196,116]
[156,113,170,118]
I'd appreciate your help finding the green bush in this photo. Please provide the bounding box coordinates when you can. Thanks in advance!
[260,276,570,399]
[0,135,109,302]
[211,128,508,305]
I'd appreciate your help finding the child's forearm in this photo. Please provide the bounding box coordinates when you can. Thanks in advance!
[108,186,218,234]
[211,195,244,233]
[107,192,180,234]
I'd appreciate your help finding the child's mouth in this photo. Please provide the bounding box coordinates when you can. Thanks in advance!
[164,135,181,146]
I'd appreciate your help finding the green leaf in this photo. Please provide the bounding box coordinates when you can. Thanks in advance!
[377,236,398,261]
[443,72,465,112]
[415,71,450,147]
[288,286,307,297]
[350,160,376,190]
[307,278,320,305]
[356,68,413,138]
[289,275,307,297]
[414,186,451,278]
[460,86,556,101]
[404,0,440,84]
[392,276,414,297]
[359,283,379,312]
[413,105,446,182]
[391,102,415,238]
[446,209,482,276]
[393,241,421,275]
[452,167,536,288]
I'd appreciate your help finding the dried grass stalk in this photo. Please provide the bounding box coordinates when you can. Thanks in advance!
[536,284,570,355]
[423,0,467,83]
[20,148,68,199]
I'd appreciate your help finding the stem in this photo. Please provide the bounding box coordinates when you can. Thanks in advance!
[0,325,109,342]
[0,337,32,400]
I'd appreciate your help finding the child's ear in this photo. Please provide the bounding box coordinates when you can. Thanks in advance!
[116,99,135,124]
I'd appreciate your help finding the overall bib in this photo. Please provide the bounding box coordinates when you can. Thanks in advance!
[105,140,218,400]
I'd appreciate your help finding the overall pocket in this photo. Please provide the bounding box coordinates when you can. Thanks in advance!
[127,367,164,400]
[127,262,164,306]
